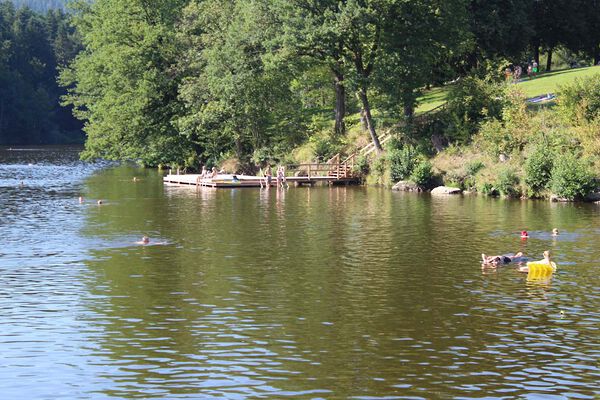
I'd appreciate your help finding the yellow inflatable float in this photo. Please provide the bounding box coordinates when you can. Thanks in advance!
[525,251,556,279]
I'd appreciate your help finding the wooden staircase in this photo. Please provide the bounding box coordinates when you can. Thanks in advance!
[323,131,395,179]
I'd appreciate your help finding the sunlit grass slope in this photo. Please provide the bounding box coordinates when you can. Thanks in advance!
[415,65,600,113]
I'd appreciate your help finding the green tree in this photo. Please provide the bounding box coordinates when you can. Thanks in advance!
[175,0,305,169]
[376,0,470,120]
[0,1,81,144]
[271,0,351,136]
[61,0,191,165]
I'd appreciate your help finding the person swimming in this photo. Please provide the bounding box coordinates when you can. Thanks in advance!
[552,228,559,236]
[136,236,150,245]
[520,230,529,239]
[482,252,524,267]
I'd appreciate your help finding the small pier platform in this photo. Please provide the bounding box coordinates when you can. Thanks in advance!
[163,174,360,188]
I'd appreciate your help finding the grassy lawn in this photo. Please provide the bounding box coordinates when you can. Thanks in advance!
[415,86,448,113]
[415,65,600,113]
[517,65,600,97]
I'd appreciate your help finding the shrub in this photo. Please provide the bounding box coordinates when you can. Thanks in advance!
[550,152,595,200]
[496,168,520,197]
[410,160,434,188]
[353,155,369,175]
[372,156,386,177]
[388,145,417,182]
[558,74,600,125]
[443,76,505,144]
[479,182,498,196]
[477,119,515,157]
[524,145,553,197]
[466,160,485,176]
[311,135,341,162]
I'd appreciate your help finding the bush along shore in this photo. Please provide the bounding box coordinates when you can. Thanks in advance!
[356,74,600,203]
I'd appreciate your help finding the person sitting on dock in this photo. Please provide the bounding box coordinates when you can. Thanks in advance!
[200,165,208,178]
[481,252,524,267]
[210,166,218,179]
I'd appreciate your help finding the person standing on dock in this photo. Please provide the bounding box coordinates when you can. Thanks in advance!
[277,165,288,188]
[264,164,272,188]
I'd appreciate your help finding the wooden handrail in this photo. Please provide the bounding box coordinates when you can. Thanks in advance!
[359,132,390,155]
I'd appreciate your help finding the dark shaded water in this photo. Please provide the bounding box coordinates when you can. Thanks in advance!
[1,147,599,399]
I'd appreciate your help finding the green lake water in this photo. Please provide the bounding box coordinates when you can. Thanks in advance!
[1,147,599,399]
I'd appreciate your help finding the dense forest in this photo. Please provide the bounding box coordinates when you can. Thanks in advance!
[9,0,66,12]
[59,0,600,170]
[0,1,81,144]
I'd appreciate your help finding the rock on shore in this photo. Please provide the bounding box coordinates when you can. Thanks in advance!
[392,181,420,192]
[431,186,462,195]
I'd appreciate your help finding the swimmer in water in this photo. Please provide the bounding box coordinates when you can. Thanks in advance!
[482,252,524,267]
[520,230,529,239]
[97,199,104,205]
[79,196,84,203]
[552,228,559,236]
[518,250,551,273]
[136,236,167,245]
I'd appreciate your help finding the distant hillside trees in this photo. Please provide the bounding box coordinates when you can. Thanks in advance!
[9,0,66,12]
[0,1,82,144]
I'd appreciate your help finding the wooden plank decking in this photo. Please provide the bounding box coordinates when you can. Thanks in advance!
[163,173,359,188]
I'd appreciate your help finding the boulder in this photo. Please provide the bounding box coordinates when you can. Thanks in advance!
[392,180,420,192]
[550,194,572,202]
[431,186,462,195]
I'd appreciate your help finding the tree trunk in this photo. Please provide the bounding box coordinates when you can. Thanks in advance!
[594,44,600,65]
[357,87,381,153]
[360,108,367,131]
[534,45,540,66]
[546,48,553,71]
[404,103,414,119]
[333,71,345,136]
[403,89,415,120]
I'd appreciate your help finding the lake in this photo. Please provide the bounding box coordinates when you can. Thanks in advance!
[1,147,599,399]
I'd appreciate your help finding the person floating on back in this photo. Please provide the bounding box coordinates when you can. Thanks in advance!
[481,252,524,267]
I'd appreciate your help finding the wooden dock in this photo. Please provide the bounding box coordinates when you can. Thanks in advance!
[163,173,360,188]
[163,152,366,188]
